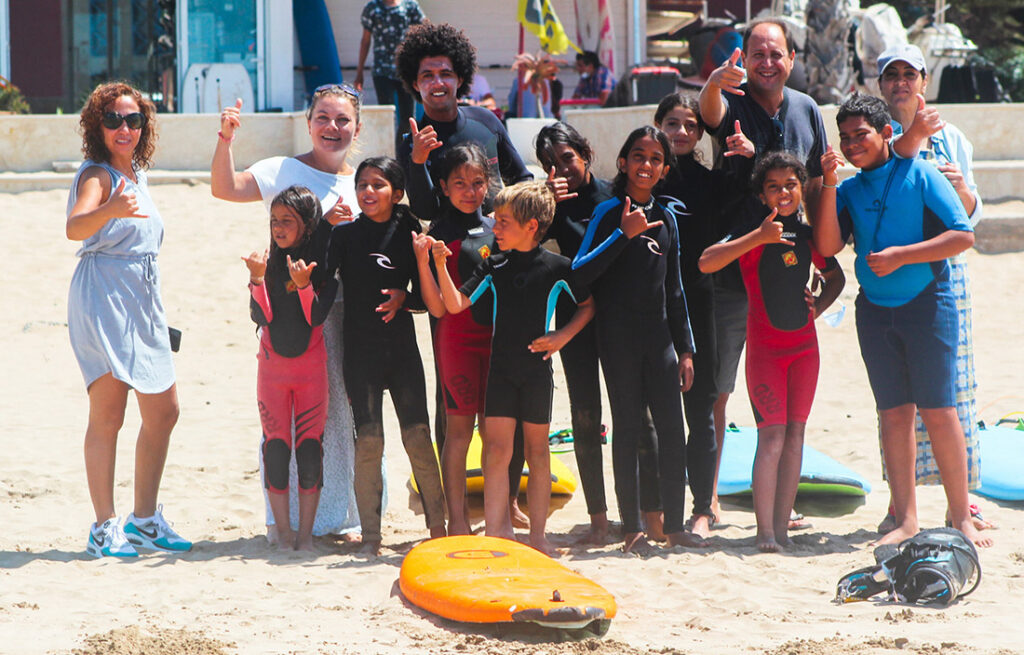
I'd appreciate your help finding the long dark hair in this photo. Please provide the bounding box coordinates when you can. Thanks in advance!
[267,186,324,283]
[534,121,594,170]
[355,156,420,225]
[611,126,675,196]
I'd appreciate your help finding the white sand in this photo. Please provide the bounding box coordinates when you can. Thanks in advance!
[1,183,1022,655]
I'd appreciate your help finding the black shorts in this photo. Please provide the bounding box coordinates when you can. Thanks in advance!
[484,361,554,425]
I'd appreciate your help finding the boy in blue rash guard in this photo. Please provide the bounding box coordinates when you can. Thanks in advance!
[815,93,992,549]
[432,180,595,555]
[573,126,706,553]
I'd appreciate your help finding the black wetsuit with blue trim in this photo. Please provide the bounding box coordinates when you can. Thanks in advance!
[572,194,695,535]
[460,247,590,424]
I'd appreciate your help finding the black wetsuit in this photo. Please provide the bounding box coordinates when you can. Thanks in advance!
[460,247,590,424]
[544,176,660,517]
[398,105,533,218]
[573,195,695,535]
[661,155,752,519]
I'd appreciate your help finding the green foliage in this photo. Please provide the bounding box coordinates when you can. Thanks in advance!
[0,81,31,114]
[885,0,1024,101]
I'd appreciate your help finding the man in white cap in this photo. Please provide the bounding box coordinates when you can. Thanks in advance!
[875,42,993,534]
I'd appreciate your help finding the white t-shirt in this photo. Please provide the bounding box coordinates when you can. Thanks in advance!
[246,156,356,216]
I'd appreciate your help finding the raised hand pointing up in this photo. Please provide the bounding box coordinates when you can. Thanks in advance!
[708,48,745,97]
[724,119,755,158]
[409,117,443,165]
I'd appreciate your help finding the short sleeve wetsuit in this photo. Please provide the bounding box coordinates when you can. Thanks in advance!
[399,105,532,218]
[720,212,837,427]
[459,247,590,424]
[572,194,695,535]
[428,207,497,415]
[327,207,445,542]
[250,219,336,496]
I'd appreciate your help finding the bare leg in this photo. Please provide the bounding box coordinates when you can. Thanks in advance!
[132,384,180,518]
[523,422,555,555]
[441,414,474,535]
[752,424,786,552]
[875,404,919,546]
[586,512,610,544]
[84,374,130,524]
[296,491,320,551]
[772,422,805,547]
[710,392,730,521]
[481,417,516,540]
[267,492,295,550]
[919,407,993,548]
[644,511,666,542]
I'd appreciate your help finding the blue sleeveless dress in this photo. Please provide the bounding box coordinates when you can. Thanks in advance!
[67,161,175,394]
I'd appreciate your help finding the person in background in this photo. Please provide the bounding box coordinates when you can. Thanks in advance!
[572,50,615,105]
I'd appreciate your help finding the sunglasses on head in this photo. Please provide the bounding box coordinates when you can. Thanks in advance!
[313,83,361,99]
[101,111,146,130]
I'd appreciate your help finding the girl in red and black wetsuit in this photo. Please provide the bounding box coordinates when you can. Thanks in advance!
[699,152,845,552]
[243,186,336,552]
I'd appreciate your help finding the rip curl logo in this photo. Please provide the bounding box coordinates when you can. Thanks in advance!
[478,245,491,259]
[640,235,663,256]
[782,251,798,267]
[370,253,395,270]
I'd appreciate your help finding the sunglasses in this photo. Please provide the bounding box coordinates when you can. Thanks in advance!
[101,111,146,130]
[313,83,361,99]
[770,117,784,149]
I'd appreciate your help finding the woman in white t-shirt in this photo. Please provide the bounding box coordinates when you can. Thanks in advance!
[212,84,383,544]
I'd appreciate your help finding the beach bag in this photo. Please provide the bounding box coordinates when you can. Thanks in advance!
[835,527,981,606]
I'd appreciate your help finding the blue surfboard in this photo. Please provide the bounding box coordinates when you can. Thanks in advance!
[717,425,872,497]
[974,423,1024,501]
[293,0,343,95]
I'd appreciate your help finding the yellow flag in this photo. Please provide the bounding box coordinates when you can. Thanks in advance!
[518,0,581,55]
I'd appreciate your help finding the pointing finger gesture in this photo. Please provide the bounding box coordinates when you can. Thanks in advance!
[220,98,243,139]
[724,119,755,158]
[409,117,443,165]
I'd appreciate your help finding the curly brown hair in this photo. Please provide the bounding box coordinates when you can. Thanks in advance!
[79,82,157,169]
[395,23,476,101]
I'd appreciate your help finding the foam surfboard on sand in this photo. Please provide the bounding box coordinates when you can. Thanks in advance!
[410,430,577,496]
[716,425,872,496]
[974,423,1024,501]
[400,535,615,630]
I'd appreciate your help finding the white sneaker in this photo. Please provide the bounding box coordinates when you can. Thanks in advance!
[86,518,138,558]
[124,505,192,552]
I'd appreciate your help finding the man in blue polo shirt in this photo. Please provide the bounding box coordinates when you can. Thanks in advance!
[814,93,992,550]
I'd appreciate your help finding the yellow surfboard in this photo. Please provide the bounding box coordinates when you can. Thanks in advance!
[400,535,616,630]
[410,430,577,496]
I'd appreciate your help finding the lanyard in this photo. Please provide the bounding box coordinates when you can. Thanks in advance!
[868,156,907,252]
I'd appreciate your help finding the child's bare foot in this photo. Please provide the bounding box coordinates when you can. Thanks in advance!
[871,520,919,547]
[295,534,316,553]
[946,505,997,532]
[447,518,471,536]
[429,525,447,539]
[687,513,715,540]
[581,514,610,544]
[644,511,666,542]
[756,534,781,553]
[266,524,279,546]
[358,540,382,556]
[530,535,562,557]
[510,498,530,530]
[275,529,296,551]
[622,532,656,555]
[953,518,994,548]
[667,531,709,548]
[339,532,362,543]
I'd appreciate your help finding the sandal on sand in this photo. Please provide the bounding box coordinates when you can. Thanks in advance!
[684,511,718,532]
[946,504,997,530]
[788,511,813,531]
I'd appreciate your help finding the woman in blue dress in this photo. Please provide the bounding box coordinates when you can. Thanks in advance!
[66,82,191,558]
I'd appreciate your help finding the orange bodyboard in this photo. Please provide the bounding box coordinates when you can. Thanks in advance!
[399,535,616,628]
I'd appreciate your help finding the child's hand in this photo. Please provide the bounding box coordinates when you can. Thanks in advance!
[105,177,148,219]
[219,98,242,140]
[821,145,843,187]
[324,197,355,226]
[242,249,268,282]
[757,208,794,245]
[529,330,570,360]
[376,288,407,323]
[287,255,317,288]
[431,239,452,263]
[723,120,754,158]
[678,353,694,392]
[707,48,745,96]
[409,118,443,165]
[546,166,579,203]
[866,247,904,277]
[804,286,817,316]
[620,201,663,238]
[412,231,436,264]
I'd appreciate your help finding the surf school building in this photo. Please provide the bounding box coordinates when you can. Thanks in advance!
[1,0,637,114]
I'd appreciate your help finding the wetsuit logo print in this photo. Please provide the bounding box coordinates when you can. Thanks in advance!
[478,245,491,259]
[640,235,663,256]
[782,251,798,267]
[369,253,396,270]
[753,384,781,415]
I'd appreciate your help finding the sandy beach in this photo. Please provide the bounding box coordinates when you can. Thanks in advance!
[1,182,1022,655]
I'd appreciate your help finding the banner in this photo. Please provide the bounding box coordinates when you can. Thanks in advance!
[518,0,581,55]
[573,0,615,73]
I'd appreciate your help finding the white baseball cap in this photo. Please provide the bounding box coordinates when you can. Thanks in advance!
[878,44,927,76]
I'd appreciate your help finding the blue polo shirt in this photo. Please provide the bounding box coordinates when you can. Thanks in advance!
[837,155,971,307]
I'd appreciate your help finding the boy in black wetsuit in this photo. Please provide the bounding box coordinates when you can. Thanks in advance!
[432,180,595,555]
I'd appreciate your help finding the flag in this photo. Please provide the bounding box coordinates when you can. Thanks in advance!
[573,0,616,73]
[518,0,581,55]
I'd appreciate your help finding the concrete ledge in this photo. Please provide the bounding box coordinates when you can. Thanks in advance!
[975,201,1024,253]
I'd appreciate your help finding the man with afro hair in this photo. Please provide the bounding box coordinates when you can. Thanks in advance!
[395,22,532,219]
